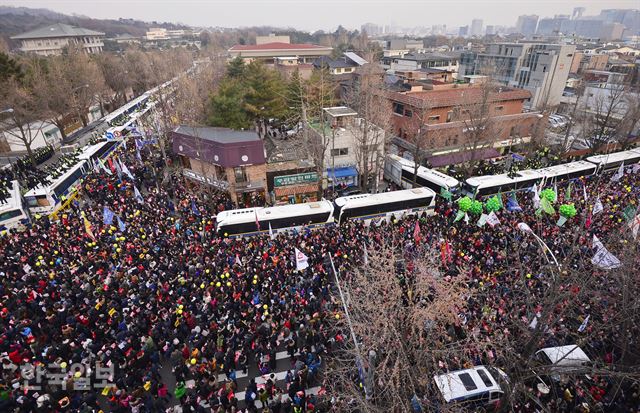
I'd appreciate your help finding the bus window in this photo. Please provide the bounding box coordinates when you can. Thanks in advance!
[0,209,22,221]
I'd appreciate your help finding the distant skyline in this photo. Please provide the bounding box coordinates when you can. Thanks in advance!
[1,0,638,32]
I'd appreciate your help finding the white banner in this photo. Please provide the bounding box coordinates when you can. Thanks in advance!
[295,248,309,271]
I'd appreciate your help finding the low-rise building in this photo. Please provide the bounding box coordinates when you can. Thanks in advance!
[570,52,609,74]
[309,106,386,189]
[264,136,318,205]
[379,83,540,166]
[228,41,333,64]
[459,43,576,108]
[382,52,460,75]
[172,126,267,206]
[11,23,104,56]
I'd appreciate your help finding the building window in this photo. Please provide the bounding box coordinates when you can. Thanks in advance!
[234,167,248,183]
[446,111,453,122]
[495,105,504,111]
[392,102,404,115]
[427,115,440,123]
[330,148,349,156]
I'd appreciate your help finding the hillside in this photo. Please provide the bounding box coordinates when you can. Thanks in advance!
[0,6,190,46]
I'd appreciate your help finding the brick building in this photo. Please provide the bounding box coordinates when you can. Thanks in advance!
[379,83,540,165]
[172,126,267,206]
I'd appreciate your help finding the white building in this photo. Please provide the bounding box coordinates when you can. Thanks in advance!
[0,121,63,153]
[11,23,104,56]
[311,107,386,188]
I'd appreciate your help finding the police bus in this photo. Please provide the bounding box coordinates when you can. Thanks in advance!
[463,170,543,198]
[535,161,597,186]
[23,160,90,215]
[0,180,30,231]
[586,149,640,173]
[334,187,436,225]
[216,201,335,237]
[77,140,120,163]
[384,154,460,195]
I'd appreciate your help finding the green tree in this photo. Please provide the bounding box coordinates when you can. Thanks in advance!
[243,61,287,122]
[226,56,246,79]
[0,52,23,83]
[208,78,251,129]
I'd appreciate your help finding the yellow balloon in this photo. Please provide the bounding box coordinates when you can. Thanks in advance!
[253,275,258,279]
[252,280,257,285]
[117,248,122,253]
[54,251,59,255]
[226,282,231,287]
[200,283,205,289]
[263,304,268,310]
[141,235,146,239]
[36,262,41,267]
[38,255,43,260]
[178,304,184,309]
[224,233,228,237]
[335,314,340,320]
[177,309,183,315]
[343,254,348,259]
[190,358,196,365]
[74,371,82,378]
[264,311,268,316]
[205,269,210,274]
[216,282,221,287]
[60,362,67,369]
[49,261,53,265]
[113,243,118,248]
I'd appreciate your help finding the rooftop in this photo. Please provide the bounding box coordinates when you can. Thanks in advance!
[229,42,331,52]
[323,106,358,118]
[382,85,532,109]
[174,126,260,144]
[11,23,105,40]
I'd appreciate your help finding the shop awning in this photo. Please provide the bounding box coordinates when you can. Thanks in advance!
[274,183,318,196]
[327,166,358,179]
[427,148,500,168]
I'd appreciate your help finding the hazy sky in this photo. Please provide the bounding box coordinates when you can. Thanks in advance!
[1,0,637,31]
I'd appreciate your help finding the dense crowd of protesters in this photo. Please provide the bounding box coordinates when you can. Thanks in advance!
[0,137,639,412]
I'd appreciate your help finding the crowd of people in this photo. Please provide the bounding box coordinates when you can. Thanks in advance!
[0,136,639,413]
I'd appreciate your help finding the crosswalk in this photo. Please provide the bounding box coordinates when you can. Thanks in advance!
[235,385,322,409]
[170,348,321,410]
[215,350,299,383]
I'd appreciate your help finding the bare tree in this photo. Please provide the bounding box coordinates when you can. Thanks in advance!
[579,80,628,152]
[288,67,337,197]
[344,62,392,192]
[454,80,503,174]
[0,78,50,163]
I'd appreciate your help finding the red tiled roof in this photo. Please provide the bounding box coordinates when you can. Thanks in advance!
[229,42,330,51]
[382,86,531,109]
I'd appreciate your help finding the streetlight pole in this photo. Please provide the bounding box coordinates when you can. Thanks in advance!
[517,222,560,270]
[328,254,372,400]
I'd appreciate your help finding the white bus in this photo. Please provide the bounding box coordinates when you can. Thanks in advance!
[78,140,120,163]
[23,160,90,215]
[535,161,597,185]
[586,149,640,173]
[463,169,543,198]
[334,187,436,225]
[0,180,30,231]
[216,201,335,237]
[384,154,460,195]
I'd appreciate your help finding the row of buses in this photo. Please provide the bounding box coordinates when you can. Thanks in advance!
[219,148,640,237]
[216,187,437,237]
[0,140,121,231]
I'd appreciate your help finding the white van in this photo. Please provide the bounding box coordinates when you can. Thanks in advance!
[433,366,509,408]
